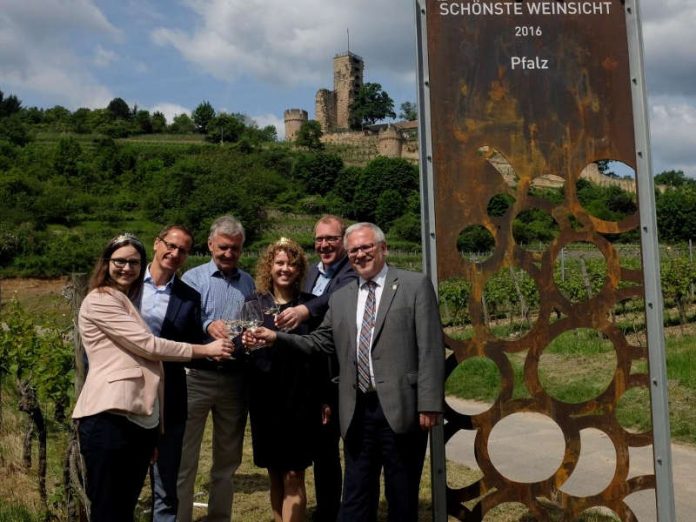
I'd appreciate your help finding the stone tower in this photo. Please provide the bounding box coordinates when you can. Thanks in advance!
[283,108,308,142]
[378,125,403,158]
[315,52,364,133]
[333,52,363,130]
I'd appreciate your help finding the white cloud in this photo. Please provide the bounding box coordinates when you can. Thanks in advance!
[251,113,285,140]
[649,97,696,176]
[0,0,119,108]
[642,0,696,98]
[94,46,118,67]
[149,102,191,124]
[151,0,414,87]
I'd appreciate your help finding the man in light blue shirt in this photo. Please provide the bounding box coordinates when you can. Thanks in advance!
[176,215,255,522]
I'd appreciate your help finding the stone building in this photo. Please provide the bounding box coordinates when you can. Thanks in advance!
[315,52,364,133]
[283,109,308,142]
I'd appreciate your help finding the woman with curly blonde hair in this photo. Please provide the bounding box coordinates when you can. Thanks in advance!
[245,237,321,522]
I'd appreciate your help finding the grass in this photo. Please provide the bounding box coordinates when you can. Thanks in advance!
[446,325,696,445]
[0,392,493,522]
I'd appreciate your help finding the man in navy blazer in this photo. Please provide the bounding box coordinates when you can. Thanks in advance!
[140,225,204,522]
[276,215,356,522]
[252,222,444,522]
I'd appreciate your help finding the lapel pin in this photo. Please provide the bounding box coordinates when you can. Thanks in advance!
[392,283,398,291]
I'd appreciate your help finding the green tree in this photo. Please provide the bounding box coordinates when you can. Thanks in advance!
[399,101,417,121]
[0,90,22,117]
[661,256,696,326]
[390,213,422,242]
[0,115,30,146]
[292,152,344,195]
[71,108,93,133]
[458,225,494,254]
[106,97,132,120]
[53,137,83,177]
[295,120,324,150]
[192,101,216,134]
[375,189,405,230]
[21,107,45,125]
[258,125,278,142]
[205,113,245,143]
[44,105,72,131]
[654,169,691,187]
[135,110,153,134]
[656,186,696,242]
[349,82,396,129]
[151,111,167,133]
[352,156,417,221]
[170,113,195,134]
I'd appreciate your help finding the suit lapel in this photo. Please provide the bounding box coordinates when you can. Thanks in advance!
[346,280,359,351]
[303,264,320,293]
[160,278,183,338]
[372,267,398,346]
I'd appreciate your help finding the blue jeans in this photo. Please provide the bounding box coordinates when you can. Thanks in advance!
[150,420,186,522]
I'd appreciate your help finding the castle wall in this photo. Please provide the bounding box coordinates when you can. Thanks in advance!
[315,89,336,134]
[321,129,418,166]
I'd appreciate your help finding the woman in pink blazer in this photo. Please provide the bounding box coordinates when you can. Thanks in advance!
[72,233,232,522]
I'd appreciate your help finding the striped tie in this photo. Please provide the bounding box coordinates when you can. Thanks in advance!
[357,280,377,392]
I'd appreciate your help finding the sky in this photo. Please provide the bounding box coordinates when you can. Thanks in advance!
[1,0,694,177]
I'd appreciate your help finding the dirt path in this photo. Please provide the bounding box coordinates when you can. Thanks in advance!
[444,397,694,520]
[0,277,68,301]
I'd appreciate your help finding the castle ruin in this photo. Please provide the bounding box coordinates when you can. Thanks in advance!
[282,55,647,196]
[283,52,419,166]
[316,52,364,133]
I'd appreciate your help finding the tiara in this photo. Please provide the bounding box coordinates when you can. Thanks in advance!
[112,233,144,248]
[275,237,293,246]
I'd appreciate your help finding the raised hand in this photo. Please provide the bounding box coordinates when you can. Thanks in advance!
[207,319,229,340]
[192,338,233,360]
[274,304,309,332]
[242,326,277,350]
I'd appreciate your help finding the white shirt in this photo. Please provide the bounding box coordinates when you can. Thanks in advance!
[355,264,389,389]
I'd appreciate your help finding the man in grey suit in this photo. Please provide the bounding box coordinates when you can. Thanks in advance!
[250,222,444,522]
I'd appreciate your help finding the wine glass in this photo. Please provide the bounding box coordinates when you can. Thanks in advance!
[242,299,264,333]
[262,300,280,318]
[225,319,244,340]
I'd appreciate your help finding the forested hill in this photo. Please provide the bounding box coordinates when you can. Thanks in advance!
[1,92,694,277]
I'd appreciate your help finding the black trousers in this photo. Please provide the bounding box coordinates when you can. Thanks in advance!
[313,392,342,522]
[78,412,158,522]
[339,392,428,522]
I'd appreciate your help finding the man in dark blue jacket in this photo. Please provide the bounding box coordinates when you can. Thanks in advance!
[140,225,203,522]
[276,214,356,522]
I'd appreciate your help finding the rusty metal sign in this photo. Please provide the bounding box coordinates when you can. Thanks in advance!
[416,0,674,519]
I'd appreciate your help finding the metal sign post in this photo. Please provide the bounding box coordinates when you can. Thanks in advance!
[626,1,676,519]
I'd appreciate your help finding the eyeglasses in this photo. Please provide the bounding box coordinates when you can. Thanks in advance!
[347,243,377,257]
[110,258,141,268]
[158,237,190,256]
[314,235,342,244]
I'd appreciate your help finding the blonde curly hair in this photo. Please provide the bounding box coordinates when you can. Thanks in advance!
[254,237,308,295]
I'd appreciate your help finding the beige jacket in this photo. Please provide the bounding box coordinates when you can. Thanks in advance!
[72,287,193,420]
